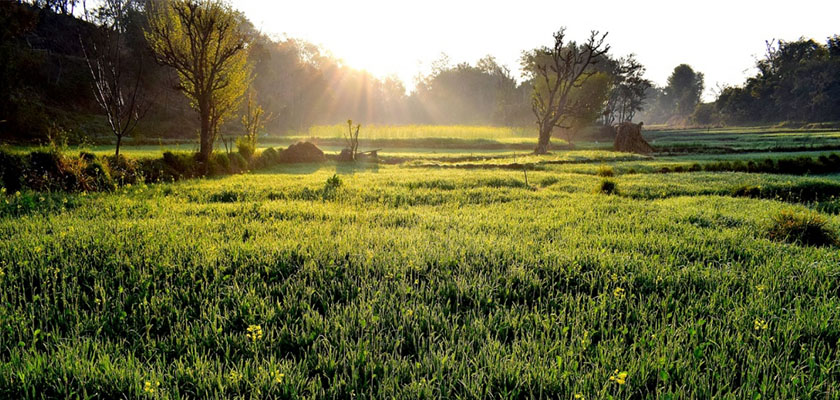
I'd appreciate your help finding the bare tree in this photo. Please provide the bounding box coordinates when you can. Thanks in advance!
[522,29,609,154]
[80,0,147,158]
[344,119,360,161]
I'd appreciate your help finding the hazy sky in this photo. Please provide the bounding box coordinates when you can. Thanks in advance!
[236,0,839,100]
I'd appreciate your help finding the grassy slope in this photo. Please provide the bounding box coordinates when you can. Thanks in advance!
[1,162,839,398]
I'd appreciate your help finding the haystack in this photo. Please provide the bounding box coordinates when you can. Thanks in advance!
[613,122,654,155]
[278,142,326,163]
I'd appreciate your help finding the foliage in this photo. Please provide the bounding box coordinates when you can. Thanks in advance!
[521,28,610,153]
[768,209,837,246]
[714,36,840,124]
[145,0,252,161]
[598,177,617,194]
[597,165,615,177]
[600,54,651,125]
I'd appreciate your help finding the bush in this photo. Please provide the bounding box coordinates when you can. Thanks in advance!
[26,150,67,191]
[597,165,614,177]
[236,137,256,161]
[162,152,198,178]
[599,178,617,195]
[322,174,342,200]
[139,158,177,183]
[768,209,837,247]
[228,152,248,173]
[83,160,115,192]
[258,147,279,168]
[209,153,231,176]
[0,151,25,192]
[107,155,141,185]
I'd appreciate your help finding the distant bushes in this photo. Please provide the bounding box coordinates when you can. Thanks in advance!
[731,181,840,203]
[767,209,837,247]
[657,154,840,175]
[0,142,326,194]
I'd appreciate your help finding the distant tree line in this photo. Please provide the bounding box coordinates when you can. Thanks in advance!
[708,37,840,125]
[0,0,667,145]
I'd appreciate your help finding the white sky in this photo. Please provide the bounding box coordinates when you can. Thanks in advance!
[235,0,839,100]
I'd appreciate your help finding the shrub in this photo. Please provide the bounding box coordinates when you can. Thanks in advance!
[597,165,614,177]
[599,178,617,195]
[83,160,115,192]
[26,150,66,191]
[162,152,197,178]
[107,155,141,185]
[209,153,231,175]
[139,158,177,183]
[0,151,25,192]
[236,136,256,161]
[228,152,248,173]
[768,209,837,247]
[322,174,342,200]
[79,151,97,162]
[259,147,278,167]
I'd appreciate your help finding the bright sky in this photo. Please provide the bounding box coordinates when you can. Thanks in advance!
[236,0,839,100]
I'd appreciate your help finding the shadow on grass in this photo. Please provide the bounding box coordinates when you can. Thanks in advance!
[335,161,380,175]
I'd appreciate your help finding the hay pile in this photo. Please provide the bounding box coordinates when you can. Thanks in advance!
[613,122,653,155]
[279,142,326,163]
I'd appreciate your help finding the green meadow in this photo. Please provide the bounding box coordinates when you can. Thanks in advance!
[1,135,840,398]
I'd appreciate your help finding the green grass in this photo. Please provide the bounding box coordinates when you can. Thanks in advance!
[1,159,840,398]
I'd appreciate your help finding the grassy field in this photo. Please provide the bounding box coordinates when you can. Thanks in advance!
[2,125,840,398]
[2,154,840,398]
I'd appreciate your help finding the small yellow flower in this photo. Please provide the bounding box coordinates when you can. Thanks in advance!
[754,318,768,331]
[609,369,628,385]
[15,191,20,197]
[613,287,625,299]
[756,284,766,293]
[246,324,263,342]
[228,370,242,382]
[143,380,160,394]
[574,394,585,399]
[38,196,45,202]
[273,370,285,384]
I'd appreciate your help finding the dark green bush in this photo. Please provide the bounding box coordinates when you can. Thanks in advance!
[162,152,198,178]
[228,152,248,173]
[236,137,256,161]
[79,151,97,162]
[0,151,25,192]
[107,155,141,185]
[83,160,115,192]
[768,209,837,247]
[599,178,617,195]
[209,153,231,176]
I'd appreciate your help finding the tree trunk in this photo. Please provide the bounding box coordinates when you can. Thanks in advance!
[199,108,213,163]
[534,123,552,154]
[115,136,122,159]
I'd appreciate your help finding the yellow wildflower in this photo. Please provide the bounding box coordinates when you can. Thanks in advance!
[754,318,768,331]
[609,369,628,385]
[143,380,160,394]
[228,370,242,382]
[246,324,263,342]
[613,287,625,299]
[574,394,585,399]
[273,370,285,384]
